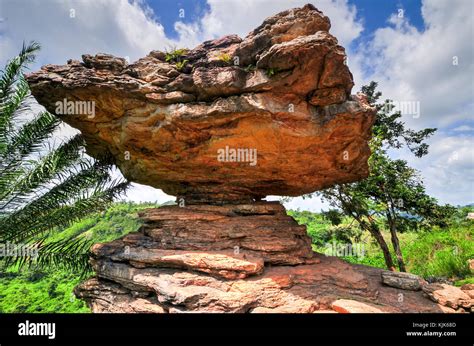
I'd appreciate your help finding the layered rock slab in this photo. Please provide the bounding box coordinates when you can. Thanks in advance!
[76,253,449,313]
[26,4,375,203]
[90,202,314,276]
[75,202,453,313]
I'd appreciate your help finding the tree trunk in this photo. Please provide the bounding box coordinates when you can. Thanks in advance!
[386,211,406,272]
[335,187,395,271]
[356,217,395,271]
[367,222,396,271]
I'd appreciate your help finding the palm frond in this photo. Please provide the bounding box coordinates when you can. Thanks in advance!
[0,42,130,272]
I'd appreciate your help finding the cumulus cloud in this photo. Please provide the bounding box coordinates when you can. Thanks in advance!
[354,0,473,130]
[351,0,474,206]
[452,125,474,132]
[392,134,474,206]
[172,0,363,49]
[0,0,175,68]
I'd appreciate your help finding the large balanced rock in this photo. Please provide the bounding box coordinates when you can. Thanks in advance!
[26,4,375,204]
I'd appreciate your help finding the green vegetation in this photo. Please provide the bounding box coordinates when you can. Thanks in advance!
[0,42,128,272]
[164,48,188,63]
[175,59,189,71]
[244,64,256,72]
[265,67,279,77]
[0,270,89,313]
[164,47,190,71]
[216,53,232,64]
[290,206,473,283]
[0,202,159,313]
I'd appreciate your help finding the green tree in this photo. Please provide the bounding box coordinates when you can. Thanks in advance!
[0,42,129,272]
[316,82,453,271]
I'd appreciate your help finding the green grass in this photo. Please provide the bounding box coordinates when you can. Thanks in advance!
[0,201,160,313]
[454,277,474,287]
[0,270,89,313]
[290,208,474,284]
[165,48,188,63]
[403,225,473,279]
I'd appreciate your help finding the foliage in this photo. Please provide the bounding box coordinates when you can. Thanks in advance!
[0,202,159,313]
[266,67,279,77]
[175,59,189,71]
[289,210,361,246]
[165,48,188,63]
[0,42,129,272]
[322,209,344,226]
[403,226,473,278]
[244,64,256,72]
[291,206,473,284]
[0,269,89,313]
[216,53,232,64]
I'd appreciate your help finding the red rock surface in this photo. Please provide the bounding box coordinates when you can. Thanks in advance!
[74,202,452,313]
[422,283,472,310]
[26,4,375,204]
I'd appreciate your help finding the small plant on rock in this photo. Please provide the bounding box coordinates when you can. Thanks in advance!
[244,64,256,72]
[217,53,232,64]
[165,48,188,63]
[266,67,279,77]
[175,59,189,71]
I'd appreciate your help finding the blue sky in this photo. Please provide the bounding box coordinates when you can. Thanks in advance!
[147,0,210,40]
[143,0,426,47]
[0,0,472,210]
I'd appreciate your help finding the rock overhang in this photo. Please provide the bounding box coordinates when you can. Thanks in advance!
[26,3,376,204]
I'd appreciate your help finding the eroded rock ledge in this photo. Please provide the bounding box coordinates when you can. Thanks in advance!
[26,4,375,204]
[74,202,470,313]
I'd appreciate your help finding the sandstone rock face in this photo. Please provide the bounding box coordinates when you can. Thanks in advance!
[90,202,314,278]
[422,283,473,310]
[74,202,450,313]
[331,299,384,313]
[26,4,375,204]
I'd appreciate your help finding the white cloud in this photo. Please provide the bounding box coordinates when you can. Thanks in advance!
[0,0,174,68]
[354,0,473,130]
[452,125,474,132]
[267,195,332,212]
[392,134,474,206]
[178,0,363,48]
[121,182,175,204]
[350,0,474,206]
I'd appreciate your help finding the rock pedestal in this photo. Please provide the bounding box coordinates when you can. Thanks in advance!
[74,201,457,313]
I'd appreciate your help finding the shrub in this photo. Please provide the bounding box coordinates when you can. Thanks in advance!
[165,48,188,63]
